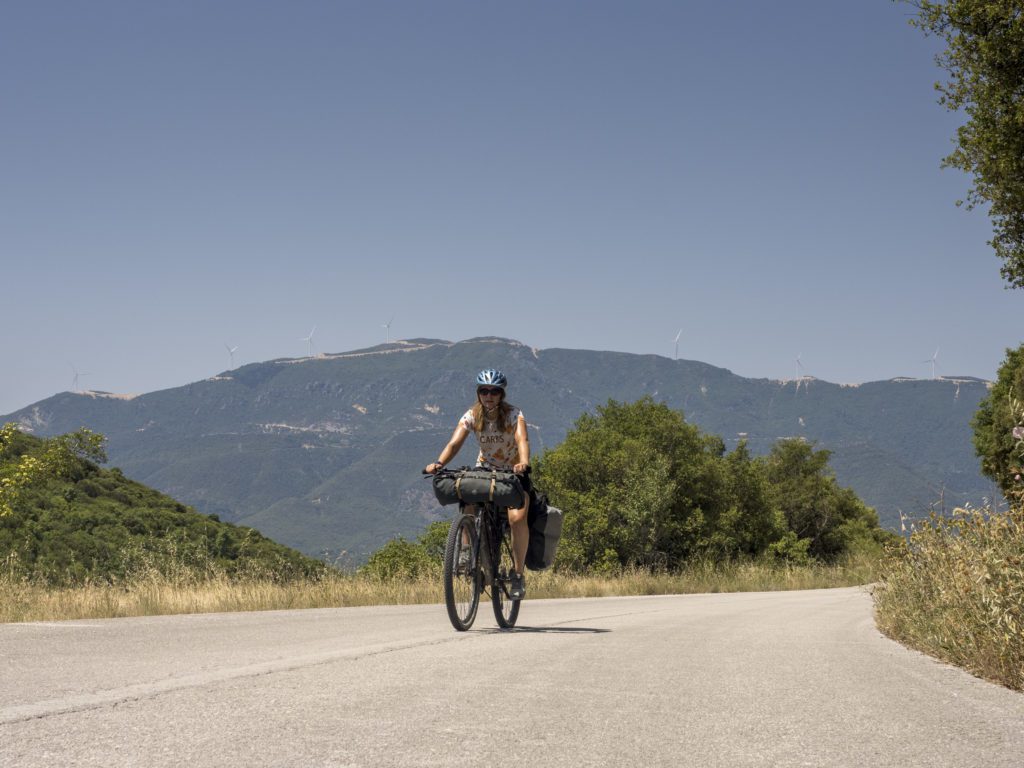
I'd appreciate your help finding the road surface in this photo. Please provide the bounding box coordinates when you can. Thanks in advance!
[2,587,1023,767]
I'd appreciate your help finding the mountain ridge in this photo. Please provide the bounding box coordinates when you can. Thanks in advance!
[2,338,994,561]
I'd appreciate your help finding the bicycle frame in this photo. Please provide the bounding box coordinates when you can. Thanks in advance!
[461,500,509,592]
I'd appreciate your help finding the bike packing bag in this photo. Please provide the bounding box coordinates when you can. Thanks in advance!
[432,468,525,508]
[525,491,564,571]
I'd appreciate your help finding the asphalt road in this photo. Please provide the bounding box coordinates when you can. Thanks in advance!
[2,587,1023,767]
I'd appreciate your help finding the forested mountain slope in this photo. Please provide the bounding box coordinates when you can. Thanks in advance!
[0,429,324,583]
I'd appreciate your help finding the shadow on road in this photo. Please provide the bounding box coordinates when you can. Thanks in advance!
[497,626,611,634]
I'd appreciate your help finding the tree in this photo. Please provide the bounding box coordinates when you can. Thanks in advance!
[764,439,890,559]
[533,398,733,570]
[903,1,1024,287]
[972,343,1024,497]
[535,398,789,570]
[714,441,788,557]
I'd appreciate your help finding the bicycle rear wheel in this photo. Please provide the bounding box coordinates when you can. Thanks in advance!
[443,514,480,631]
[491,518,521,628]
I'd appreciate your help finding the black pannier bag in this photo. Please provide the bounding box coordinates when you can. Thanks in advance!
[525,491,564,571]
[432,468,525,508]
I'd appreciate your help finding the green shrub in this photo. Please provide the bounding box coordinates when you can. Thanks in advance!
[875,506,1024,691]
[766,531,811,565]
[360,537,438,580]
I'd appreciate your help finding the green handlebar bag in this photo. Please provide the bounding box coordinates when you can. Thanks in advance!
[432,468,524,508]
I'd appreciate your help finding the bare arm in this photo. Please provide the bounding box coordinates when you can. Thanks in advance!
[513,414,530,474]
[425,424,470,473]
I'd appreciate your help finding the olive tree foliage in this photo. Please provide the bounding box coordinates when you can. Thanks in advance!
[972,343,1024,497]
[902,1,1024,287]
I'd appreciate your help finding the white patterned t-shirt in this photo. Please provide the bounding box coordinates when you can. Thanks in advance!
[458,407,525,470]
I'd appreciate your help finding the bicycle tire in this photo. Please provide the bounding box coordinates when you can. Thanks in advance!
[491,516,521,628]
[443,514,480,631]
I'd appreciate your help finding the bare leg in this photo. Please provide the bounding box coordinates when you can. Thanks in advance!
[507,504,529,575]
[462,505,476,546]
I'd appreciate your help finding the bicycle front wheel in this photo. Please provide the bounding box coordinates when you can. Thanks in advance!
[491,520,521,629]
[443,514,480,631]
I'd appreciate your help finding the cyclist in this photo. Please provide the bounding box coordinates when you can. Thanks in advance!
[424,369,530,599]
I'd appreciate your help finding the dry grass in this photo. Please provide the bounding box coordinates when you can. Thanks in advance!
[1,554,878,624]
[0,571,440,623]
[874,505,1024,691]
[527,555,878,599]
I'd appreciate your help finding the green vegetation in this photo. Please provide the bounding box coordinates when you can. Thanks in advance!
[359,521,448,580]
[874,506,1024,691]
[533,398,893,572]
[902,0,1024,288]
[972,343,1024,495]
[0,422,105,516]
[0,425,324,586]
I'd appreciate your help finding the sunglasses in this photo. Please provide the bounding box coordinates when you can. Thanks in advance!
[477,388,503,397]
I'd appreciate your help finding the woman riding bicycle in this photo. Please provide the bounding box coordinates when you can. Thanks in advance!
[424,369,530,599]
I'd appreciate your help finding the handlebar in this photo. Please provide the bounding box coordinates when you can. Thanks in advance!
[422,465,531,477]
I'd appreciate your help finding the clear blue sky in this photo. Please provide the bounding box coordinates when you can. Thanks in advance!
[1,1,1020,416]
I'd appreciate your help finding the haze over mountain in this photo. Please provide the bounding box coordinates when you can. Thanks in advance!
[2,338,993,561]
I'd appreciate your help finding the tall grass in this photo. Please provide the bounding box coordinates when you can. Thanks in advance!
[874,506,1024,691]
[0,550,879,624]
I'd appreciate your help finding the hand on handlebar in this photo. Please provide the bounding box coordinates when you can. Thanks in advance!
[424,462,444,475]
[513,462,530,475]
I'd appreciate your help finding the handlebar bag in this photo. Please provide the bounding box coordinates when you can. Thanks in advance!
[525,492,564,571]
[432,468,524,508]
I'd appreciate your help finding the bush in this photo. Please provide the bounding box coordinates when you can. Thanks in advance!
[973,343,1024,497]
[360,537,438,580]
[875,506,1024,691]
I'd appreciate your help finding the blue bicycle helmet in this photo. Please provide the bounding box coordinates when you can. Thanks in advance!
[476,369,508,389]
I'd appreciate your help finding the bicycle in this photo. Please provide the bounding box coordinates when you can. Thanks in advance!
[428,468,523,631]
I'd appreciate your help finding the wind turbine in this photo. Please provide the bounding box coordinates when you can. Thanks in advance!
[793,353,812,395]
[923,347,940,380]
[225,344,239,369]
[70,364,91,392]
[383,314,395,344]
[300,326,316,358]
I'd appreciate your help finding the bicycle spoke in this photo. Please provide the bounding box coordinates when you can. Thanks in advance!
[491,512,521,628]
[444,515,480,630]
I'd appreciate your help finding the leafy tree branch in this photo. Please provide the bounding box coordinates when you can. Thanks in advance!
[901,0,1024,287]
